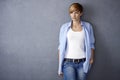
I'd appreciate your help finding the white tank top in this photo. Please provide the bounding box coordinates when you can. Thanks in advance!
[65,27,86,59]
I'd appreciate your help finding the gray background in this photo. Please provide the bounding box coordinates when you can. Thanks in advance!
[0,0,120,80]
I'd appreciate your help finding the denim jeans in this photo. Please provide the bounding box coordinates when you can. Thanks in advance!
[63,60,87,80]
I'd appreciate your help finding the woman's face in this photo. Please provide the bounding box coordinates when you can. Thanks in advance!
[70,11,82,21]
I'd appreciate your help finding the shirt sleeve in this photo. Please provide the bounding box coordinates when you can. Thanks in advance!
[58,25,63,50]
[89,24,95,49]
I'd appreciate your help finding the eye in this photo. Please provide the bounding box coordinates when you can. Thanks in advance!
[69,11,80,14]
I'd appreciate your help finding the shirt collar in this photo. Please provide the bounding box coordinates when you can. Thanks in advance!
[68,20,84,28]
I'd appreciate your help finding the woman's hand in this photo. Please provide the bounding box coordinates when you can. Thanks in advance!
[90,57,94,64]
[90,48,94,64]
[58,72,63,77]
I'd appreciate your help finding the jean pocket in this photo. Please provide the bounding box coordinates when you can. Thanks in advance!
[62,61,71,68]
[63,61,68,66]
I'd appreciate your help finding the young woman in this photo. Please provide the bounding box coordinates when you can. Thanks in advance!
[58,3,95,80]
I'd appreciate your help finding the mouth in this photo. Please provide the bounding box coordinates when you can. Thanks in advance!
[72,18,76,20]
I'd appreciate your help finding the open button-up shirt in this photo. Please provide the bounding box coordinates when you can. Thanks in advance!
[58,21,95,75]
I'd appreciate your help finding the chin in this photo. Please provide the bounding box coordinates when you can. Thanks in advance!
[72,18,76,20]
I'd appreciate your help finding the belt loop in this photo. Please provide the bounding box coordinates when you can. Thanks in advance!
[73,59,75,62]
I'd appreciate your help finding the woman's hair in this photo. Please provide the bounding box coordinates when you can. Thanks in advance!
[69,3,83,13]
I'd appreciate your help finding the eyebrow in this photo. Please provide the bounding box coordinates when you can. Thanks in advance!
[70,10,80,13]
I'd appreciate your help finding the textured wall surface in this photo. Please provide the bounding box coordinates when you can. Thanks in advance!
[0,0,120,80]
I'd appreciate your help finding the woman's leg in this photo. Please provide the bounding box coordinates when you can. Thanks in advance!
[63,61,76,80]
[77,62,87,80]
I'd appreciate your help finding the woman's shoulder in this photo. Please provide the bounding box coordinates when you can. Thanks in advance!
[82,21,92,26]
[62,22,71,27]
[60,22,71,30]
[82,21,93,30]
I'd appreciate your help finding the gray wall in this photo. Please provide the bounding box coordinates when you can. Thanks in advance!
[0,0,120,80]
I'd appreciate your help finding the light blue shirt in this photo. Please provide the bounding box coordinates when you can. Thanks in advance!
[58,20,95,75]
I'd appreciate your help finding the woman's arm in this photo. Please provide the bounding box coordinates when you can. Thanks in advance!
[90,48,95,64]
[58,50,63,77]
[89,23,95,64]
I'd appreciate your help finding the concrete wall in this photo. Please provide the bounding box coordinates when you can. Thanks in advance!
[0,0,120,80]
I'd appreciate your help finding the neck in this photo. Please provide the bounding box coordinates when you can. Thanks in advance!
[72,19,81,28]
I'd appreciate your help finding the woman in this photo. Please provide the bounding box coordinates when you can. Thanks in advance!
[58,3,95,80]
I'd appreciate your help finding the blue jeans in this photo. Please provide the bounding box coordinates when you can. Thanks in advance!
[63,60,87,80]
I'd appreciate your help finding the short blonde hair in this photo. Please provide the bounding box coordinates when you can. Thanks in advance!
[69,3,83,13]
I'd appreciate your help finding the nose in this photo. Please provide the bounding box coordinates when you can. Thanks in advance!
[73,12,76,15]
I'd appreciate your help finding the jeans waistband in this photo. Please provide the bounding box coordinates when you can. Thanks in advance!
[64,58,86,63]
